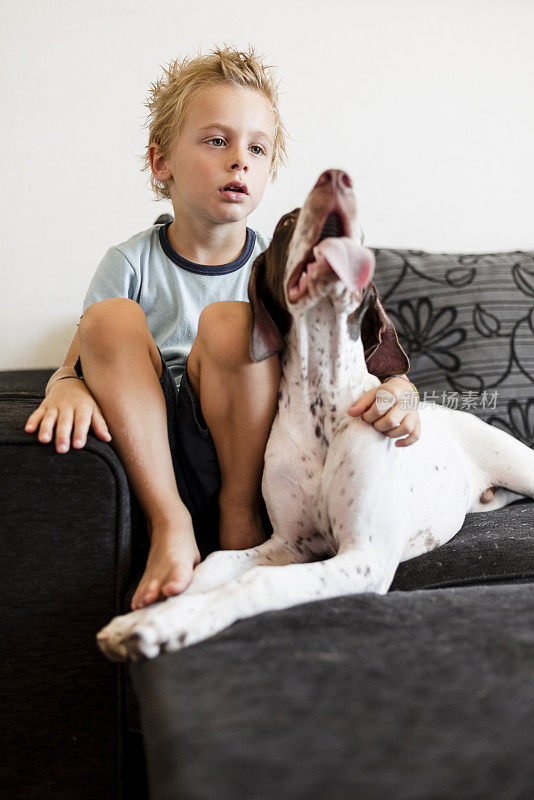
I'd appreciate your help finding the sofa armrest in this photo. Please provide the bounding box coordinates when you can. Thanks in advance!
[0,392,134,799]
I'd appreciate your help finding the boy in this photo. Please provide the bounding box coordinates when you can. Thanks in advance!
[25,46,419,611]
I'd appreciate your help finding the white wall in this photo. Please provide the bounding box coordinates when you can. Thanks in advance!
[2,0,533,369]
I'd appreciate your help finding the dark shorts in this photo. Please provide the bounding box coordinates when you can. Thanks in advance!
[74,349,221,519]
[74,349,273,554]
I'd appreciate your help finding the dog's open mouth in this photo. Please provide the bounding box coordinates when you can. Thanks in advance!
[287,212,373,304]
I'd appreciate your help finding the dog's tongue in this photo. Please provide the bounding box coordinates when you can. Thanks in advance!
[310,237,375,291]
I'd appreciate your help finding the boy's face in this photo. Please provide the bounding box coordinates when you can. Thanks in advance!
[158,83,276,226]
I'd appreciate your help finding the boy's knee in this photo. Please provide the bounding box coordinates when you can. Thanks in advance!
[197,301,252,368]
[79,298,146,344]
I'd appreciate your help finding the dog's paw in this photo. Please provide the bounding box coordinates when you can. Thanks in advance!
[96,593,214,661]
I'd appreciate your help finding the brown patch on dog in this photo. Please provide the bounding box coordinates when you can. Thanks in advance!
[480,486,497,504]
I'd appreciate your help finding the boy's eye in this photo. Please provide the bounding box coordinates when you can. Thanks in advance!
[206,138,265,155]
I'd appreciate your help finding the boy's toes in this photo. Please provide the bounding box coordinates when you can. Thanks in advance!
[131,579,160,610]
[142,579,161,605]
[162,564,194,597]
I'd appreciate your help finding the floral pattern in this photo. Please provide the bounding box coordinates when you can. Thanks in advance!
[488,399,534,448]
[389,298,465,372]
[372,248,534,448]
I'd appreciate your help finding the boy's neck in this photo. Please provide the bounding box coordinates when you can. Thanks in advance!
[166,215,248,266]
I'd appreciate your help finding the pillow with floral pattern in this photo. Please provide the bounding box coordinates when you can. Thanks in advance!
[372,249,534,449]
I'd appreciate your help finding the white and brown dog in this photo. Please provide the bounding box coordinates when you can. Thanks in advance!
[97,169,534,661]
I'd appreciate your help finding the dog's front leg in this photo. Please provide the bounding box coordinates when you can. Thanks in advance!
[181,535,299,595]
[117,545,392,658]
[97,536,299,661]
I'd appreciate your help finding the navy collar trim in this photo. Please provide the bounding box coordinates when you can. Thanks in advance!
[159,221,256,275]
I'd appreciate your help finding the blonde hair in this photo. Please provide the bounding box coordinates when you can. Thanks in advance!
[140,44,289,201]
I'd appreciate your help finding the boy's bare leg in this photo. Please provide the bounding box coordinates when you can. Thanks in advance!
[78,298,201,610]
[187,301,281,550]
[78,298,281,609]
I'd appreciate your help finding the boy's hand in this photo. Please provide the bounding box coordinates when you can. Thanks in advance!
[24,378,112,453]
[347,377,420,447]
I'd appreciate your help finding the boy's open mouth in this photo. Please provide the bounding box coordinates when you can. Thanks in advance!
[220,182,249,197]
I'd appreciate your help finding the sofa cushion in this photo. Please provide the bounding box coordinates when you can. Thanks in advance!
[372,249,534,447]
[131,581,534,800]
[391,498,534,590]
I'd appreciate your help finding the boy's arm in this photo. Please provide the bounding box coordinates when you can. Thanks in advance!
[44,328,83,395]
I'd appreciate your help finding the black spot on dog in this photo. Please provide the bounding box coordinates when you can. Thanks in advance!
[179,633,187,645]
[315,425,321,438]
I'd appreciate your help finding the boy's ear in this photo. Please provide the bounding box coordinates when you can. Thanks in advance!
[248,251,285,362]
[149,142,172,181]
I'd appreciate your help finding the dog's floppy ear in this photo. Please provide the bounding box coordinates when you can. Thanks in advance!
[248,251,286,362]
[361,282,410,379]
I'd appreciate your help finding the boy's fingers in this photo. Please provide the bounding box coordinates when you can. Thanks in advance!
[395,415,421,447]
[72,407,93,448]
[362,389,397,424]
[373,407,406,433]
[37,408,58,443]
[384,415,414,437]
[25,405,45,431]
[348,388,379,417]
[55,408,75,453]
[92,408,112,441]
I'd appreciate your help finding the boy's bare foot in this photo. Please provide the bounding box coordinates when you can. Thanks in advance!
[218,493,267,550]
[131,513,201,610]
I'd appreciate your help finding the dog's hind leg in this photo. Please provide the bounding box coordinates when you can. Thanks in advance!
[446,411,534,511]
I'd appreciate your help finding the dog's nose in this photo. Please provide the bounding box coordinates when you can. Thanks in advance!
[315,170,353,191]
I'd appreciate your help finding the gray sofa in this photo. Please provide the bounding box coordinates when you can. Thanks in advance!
[2,244,533,800]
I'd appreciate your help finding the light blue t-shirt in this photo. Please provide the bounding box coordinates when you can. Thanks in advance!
[81,221,271,389]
